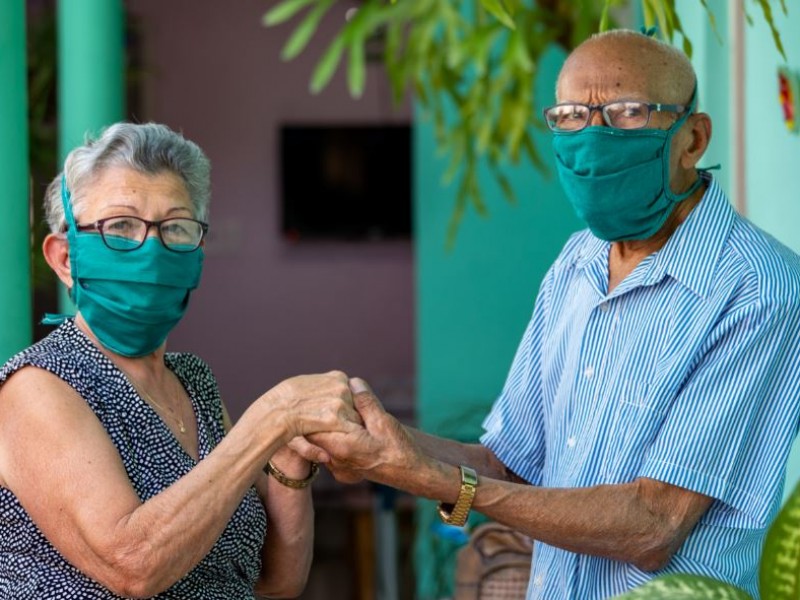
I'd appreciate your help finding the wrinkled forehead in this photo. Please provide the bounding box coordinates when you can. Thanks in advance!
[76,166,194,215]
[556,36,692,104]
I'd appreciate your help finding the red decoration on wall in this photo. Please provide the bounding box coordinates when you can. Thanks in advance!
[778,66,800,134]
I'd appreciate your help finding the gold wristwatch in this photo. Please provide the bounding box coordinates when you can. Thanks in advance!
[437,465,479,527]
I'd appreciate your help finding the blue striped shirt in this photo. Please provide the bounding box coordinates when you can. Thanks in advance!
[481,177,800,599]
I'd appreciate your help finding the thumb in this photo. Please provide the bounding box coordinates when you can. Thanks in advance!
[349,378,385,419]
[349,377,373,396]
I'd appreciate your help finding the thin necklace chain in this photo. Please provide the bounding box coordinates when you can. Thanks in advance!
[122,370,187,434]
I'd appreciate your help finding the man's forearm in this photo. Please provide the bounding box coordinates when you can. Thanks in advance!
[373,453,710,572]
[408,428,525,483]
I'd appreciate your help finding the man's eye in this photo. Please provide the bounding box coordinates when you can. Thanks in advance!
[557,107,584,121]
[621,104,644,117]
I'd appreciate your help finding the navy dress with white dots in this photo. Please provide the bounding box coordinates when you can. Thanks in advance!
[0,319,268,598]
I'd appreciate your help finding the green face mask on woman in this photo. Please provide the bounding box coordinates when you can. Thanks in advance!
[49,176,204,357]
[551,89,705,242]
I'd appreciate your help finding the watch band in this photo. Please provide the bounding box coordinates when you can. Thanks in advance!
[437,465,479,527]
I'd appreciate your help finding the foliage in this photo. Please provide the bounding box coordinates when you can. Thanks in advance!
[265,0,787,243]
[613,480,800,599]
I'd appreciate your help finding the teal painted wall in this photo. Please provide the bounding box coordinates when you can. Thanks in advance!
[743,6,800,499]
[0,0,32,363]
[414,47,579,444]
[677,0,731,197]
[413,45,581,598]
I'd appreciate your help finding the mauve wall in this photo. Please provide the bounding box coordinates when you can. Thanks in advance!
[125,0,414,419]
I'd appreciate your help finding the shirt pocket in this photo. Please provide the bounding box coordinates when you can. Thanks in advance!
[600,379,667,482]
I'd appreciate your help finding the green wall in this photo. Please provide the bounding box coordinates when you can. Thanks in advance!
[413,44,581,598]
[0,0,32,364]
[677,0,732,197]
[414,46,579,442]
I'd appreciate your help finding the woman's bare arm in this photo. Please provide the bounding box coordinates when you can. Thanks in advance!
[0,367,357,598]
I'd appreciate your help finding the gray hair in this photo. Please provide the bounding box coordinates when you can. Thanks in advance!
[44,122,211,233]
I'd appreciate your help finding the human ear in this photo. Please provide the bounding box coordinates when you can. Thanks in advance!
[42,233,73,289]
[679,113,712,170]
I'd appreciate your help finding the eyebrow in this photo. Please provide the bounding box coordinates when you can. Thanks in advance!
[100,203,192,215]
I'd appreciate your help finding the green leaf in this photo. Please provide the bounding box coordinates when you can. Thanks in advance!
[754,0,787,60]
[446,179,469,250]
[698,0,722,44]
[491,167,517,205]
[682,35,693,59]
[612,574,752,599]
[310,35,346,94]
[280,0,334,61]
[642,0,656,30]
[479,0,516,30]
[263,0,316,26]
[599,0,613,32]
[348,40,366,98]
[760,480,800,599]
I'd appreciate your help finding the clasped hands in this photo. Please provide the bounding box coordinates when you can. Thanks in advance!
[281,373,421,486]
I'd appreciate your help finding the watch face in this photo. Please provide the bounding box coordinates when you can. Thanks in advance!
[461,465,479,486]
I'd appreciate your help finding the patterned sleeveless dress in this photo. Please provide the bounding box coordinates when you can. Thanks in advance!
[0,319,268,598]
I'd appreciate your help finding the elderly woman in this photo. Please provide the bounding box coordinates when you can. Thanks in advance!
[0,123,360,598]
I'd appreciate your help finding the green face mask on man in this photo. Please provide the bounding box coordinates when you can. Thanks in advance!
[550,86,707,242]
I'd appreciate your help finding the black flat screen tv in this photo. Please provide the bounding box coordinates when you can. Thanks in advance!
[280,124,412,241]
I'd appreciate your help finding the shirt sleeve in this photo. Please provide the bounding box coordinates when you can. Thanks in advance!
[639,298,800,527]
[480,268,553,486]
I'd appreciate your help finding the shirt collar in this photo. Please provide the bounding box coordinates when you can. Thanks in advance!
[650,175,735,299]
[573,175,735,300]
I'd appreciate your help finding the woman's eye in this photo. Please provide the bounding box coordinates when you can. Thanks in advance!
[108,219,134,231]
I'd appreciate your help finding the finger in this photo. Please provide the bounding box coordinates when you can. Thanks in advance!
[288,436,331,464]
[328,370,350,384]
[350,388,386,422]
[327,466,364,485]
[341,403,364,427]
[349,377,373,395]
[307,431,350,457]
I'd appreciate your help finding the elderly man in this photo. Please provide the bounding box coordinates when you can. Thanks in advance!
[302,30,800,598]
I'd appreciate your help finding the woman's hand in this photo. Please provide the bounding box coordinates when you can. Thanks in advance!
[256,370,364,444]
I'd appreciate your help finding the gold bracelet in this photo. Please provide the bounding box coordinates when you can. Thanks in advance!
[265,460,319,489]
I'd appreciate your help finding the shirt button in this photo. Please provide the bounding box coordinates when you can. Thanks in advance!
[599,302,610,313]
[534,574,544,587]
[584,365,594,379]
[567,437,576,448]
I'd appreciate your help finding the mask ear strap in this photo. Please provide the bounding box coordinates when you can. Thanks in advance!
[662,83,706,203]
[59,173,82,309]
[60,174,79,234]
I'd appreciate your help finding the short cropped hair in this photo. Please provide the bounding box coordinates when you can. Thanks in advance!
[44,122,211,232]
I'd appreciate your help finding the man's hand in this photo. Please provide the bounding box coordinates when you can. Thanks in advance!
[305,378,425,486]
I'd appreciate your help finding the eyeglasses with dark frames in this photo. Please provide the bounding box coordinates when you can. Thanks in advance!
[543,100,688,132]
[75,215,209,252]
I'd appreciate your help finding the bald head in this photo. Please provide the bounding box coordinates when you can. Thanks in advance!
[556,29,696,107]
